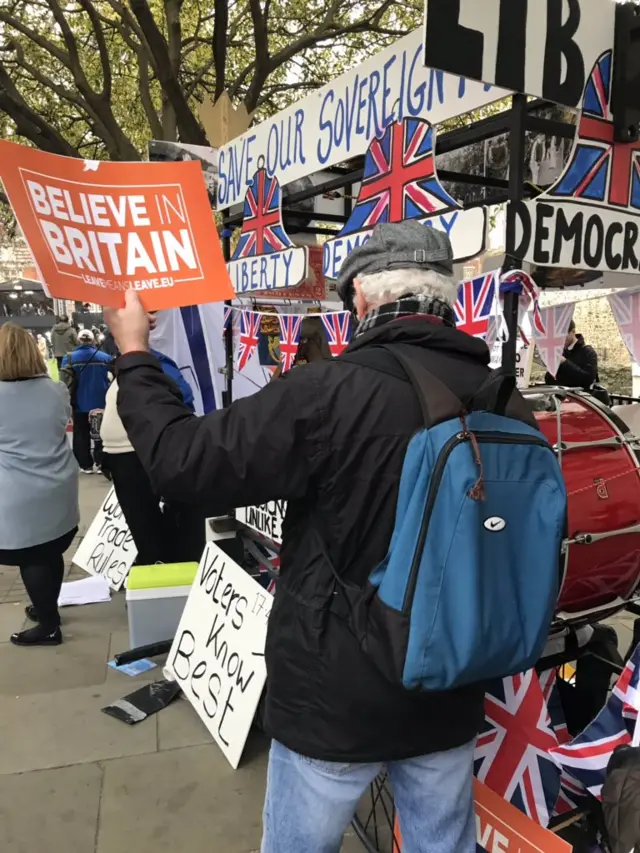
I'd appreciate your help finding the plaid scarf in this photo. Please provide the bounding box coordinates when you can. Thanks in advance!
[355,294,457,337]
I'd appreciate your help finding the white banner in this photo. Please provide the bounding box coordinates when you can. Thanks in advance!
[423,0,614,108]
[72,488,137,591]
[217,30,508,209]
[165,542,272,768]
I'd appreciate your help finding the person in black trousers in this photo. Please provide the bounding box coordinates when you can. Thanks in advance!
[100,350,203,565]
[0,323,79,646]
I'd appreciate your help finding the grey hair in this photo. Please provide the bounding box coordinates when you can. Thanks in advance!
[356,268,458,308]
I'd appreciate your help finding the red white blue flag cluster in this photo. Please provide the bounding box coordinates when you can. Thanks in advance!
[476,645,640,828]
[231,307,352,373]
[550,644,640,800]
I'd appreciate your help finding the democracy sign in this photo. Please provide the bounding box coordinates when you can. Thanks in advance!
[512,51,640,275]
[217,29,508,210]
[423,0,614,109]
[72,488,137,591]
[0,141,233,309]
[166,542,272,769]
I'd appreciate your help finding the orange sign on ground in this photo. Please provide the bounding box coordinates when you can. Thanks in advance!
[393,781,571,853]
[0,141,233,309]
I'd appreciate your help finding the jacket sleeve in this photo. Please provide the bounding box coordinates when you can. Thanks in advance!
[556,346,598,388]
[115,352,325,513]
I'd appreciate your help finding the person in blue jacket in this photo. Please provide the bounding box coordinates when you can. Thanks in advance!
[62,329,112,473]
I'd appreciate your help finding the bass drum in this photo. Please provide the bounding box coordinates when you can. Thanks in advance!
[526,388,640,625]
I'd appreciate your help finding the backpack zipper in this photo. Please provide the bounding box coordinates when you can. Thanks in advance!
[401,430,554,614]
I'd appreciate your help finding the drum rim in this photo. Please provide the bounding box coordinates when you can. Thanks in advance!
[527,386,640,618]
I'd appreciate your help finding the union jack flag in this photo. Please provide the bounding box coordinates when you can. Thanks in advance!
[550,643,640,799]
[609,290,640,364]
[454,272,496,339]
[237,310,261,372]
[231,168,293,259]
[320,312,352,357]
[277,314,303,372]
[551,50,640,210]
[474,669,561,827]
[533,303,576,381]
[539,669,590,816]
[342,117,458,236]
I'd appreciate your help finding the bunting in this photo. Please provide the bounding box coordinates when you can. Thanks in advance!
[237,310,261,372]
[277,314,304,372]
[609,289,640,364]
[533,303,576,380]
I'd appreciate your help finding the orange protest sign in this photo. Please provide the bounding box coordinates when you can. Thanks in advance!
[0,141,233,309]
[393,781,571,853]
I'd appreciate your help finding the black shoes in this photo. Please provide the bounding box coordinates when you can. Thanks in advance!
[25,605,39,623]
[11,625,62,646]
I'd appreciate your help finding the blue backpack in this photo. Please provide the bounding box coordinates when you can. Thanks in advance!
[342,344,567,692]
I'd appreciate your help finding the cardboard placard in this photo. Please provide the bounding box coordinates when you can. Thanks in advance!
[236,501,285,545]
[394,780,571,853]
[0,141,233,309]
[423,0,614,109]
[474,780,571,853]
[72,488,137,591]
[165,542,272,769]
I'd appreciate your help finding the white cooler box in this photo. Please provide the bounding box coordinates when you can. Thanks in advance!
[126,562,198,649]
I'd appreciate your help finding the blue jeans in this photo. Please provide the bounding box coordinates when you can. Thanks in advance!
[261,738,476,853]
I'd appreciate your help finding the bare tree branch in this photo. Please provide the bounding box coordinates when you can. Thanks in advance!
[213,0,228,100]
[77,0,112,99]
[129,0,207,144]
[0,59,79,156]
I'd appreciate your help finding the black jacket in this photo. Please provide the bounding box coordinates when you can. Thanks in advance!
[545,334,598,391]
[116,318,493,762]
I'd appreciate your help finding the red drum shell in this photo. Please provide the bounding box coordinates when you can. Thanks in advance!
[532,391,640,620]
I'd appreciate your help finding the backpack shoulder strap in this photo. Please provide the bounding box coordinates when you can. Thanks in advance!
[341,343,463,427]
[466,368,516,417]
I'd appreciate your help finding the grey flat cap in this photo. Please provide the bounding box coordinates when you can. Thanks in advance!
[336,221,454,301]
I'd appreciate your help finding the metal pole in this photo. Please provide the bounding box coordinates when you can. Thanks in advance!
[222,231,233,407]
[502,93,528,376]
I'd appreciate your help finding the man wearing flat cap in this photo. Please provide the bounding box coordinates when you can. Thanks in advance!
[106,222,491,853]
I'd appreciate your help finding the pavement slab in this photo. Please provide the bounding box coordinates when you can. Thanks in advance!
[96,742,269,853]
[0,632,111,695]
[0,683,158,775]
[157,695,218,751]
[0,602,29,642]
[0,762,103,853]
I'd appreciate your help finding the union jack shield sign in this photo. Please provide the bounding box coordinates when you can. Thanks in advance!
[232,168,293,259]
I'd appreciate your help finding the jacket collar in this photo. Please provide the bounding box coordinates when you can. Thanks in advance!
[344,316,491,366]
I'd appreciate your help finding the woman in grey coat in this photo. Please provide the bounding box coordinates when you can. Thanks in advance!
[0,324,79,645]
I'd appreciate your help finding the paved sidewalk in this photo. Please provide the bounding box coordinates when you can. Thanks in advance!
[0,477,368,853]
